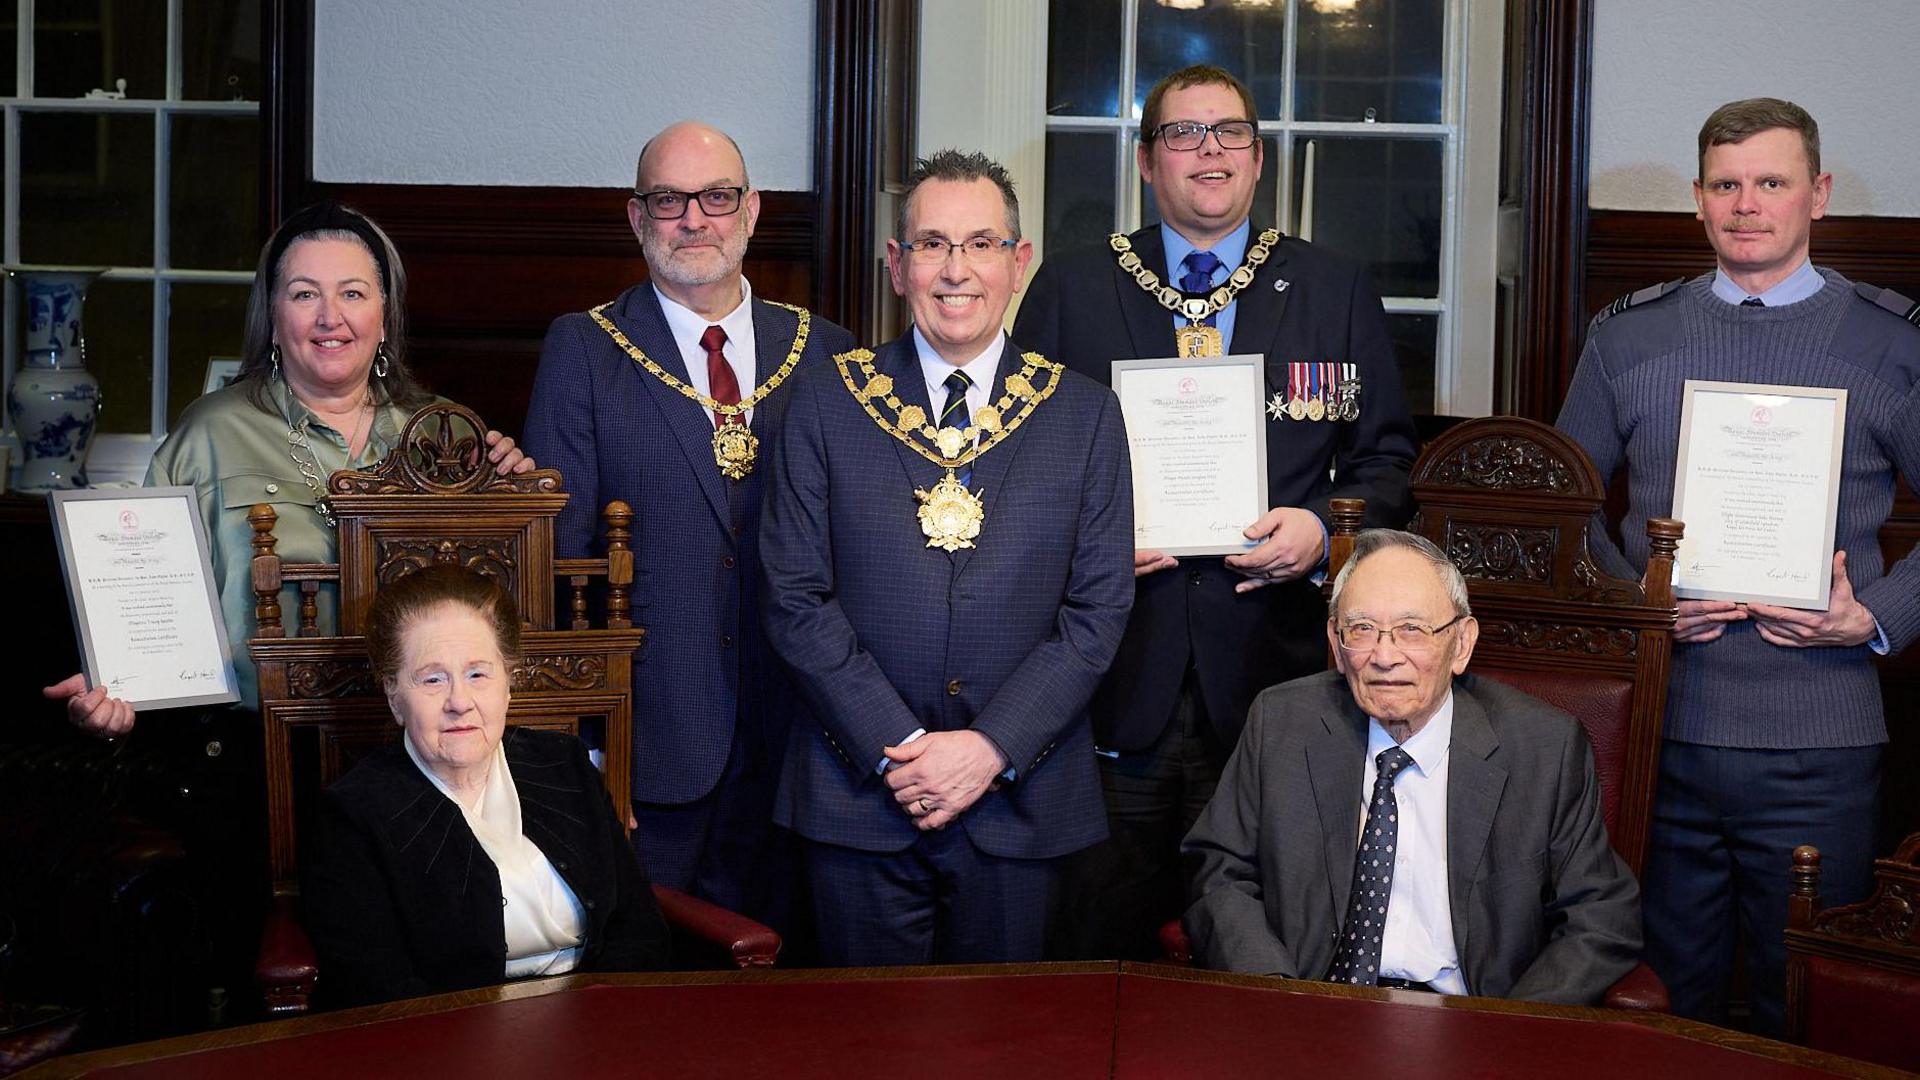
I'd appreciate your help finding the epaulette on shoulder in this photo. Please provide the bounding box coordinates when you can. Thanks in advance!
[1852,282,1920,329]
[1589,278,1687,330]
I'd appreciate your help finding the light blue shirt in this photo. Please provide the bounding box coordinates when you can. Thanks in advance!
[1363,693,1466,995]
[1709,259,1823,307]
[1161,219,1252,349]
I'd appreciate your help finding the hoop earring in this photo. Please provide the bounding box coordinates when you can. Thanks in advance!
[373,343,390,380]
[270,345,281,382]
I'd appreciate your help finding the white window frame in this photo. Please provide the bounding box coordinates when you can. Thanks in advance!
[3,0,258,484]
[1028,0,1504,416]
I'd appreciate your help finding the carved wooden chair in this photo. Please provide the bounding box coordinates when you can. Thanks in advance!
[1785,833,1920,1072]
[245,404,777,1014]
[1162,417,1679,1010]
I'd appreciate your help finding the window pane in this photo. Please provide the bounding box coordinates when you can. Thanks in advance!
[2,5,16,94]
[171,116,260,270]
[1289,136,1441,297]
[1047,0,1123,117]
[1296,0,1445,124]
[19,112,155,266]
[32,0,167,99]
[167,283,248,425]
[1141,136,1280,235]
[1044,132,1117,257]
[182,0,262,101]
[1386,311,1436,414]
[79,279,154,435]
[1135,1,1287,119]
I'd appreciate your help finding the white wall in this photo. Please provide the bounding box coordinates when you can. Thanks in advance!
[312,0,816,189]
[1590,0,1920,217]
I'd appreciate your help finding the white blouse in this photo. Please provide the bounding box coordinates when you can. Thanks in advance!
[403,734,588,978]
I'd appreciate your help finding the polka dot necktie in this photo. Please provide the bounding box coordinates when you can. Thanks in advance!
[940,369,974,488]
[1179,250,1223,327]
[1327,745,1415,985]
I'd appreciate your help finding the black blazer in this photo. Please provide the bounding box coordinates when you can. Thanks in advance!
[303,727,670,1008]
[1013,226,1418,752]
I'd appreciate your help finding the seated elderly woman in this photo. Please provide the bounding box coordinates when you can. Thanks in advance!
[302,564,669,1007]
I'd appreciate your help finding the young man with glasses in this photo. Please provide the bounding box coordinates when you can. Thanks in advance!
[524,121,853,943]
[1013,63,1419,962]
[761,150,1133,965]
[1182,529,1641,1003]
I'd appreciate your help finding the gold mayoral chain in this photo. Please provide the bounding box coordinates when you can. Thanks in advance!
[1109,228,1282,358]
[835,348,1064,553]
[587,300,813,481]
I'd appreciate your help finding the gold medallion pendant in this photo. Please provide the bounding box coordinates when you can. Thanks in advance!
[1175,322,1225,358]
[712,422,759,481]
[915,470,985,552]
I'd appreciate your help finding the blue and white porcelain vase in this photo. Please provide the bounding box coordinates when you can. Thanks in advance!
[8,269,106,492]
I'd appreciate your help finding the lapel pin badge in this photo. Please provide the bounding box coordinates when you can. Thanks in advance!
[1273,278,1290,293]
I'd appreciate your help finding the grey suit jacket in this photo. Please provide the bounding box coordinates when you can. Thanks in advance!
[1182,671,1641,1005]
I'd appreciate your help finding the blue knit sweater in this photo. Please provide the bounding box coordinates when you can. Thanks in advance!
[1558,270,1920,749]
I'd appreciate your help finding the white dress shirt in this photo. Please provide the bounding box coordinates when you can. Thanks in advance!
[911,325,1004,429]
[1361,693,1466,994]
[654,277,760,425]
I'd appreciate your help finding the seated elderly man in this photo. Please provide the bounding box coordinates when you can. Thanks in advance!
[1182,529,1641,1004]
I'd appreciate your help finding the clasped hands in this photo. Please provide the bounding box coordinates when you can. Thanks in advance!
[884,730,1008,832]
[1135,506,1325,593]
[1677,551,1877,648]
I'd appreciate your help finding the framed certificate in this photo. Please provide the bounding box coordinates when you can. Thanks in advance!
[50,487,240,710]
[1111,354,1269,556]
[1671,380,1847,610]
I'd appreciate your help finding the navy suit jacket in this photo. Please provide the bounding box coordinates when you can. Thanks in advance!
[524,284,855,805]
[762,333,1135,858]
[1012,226,1418,753]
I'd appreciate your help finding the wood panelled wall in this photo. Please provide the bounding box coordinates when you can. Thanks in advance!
[308,185,819,435]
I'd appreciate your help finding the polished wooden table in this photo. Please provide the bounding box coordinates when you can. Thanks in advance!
[22,963,1903,1079]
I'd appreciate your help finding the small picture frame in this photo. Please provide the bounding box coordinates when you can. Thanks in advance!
[202,357,243,396]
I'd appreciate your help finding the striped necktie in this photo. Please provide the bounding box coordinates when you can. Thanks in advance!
[941,369,974,488]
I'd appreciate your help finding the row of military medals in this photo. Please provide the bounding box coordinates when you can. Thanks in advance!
[1270,362,1359,422]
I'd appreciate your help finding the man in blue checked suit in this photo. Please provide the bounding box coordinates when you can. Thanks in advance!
[762,150,1135,965]
[524,121,854,936]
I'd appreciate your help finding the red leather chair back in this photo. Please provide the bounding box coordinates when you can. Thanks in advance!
[1786,834,1920,1069]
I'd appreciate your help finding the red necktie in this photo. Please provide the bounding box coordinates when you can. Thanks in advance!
[701,325,743,429]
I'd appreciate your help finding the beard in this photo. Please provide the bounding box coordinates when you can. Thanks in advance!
[643,222,750,290]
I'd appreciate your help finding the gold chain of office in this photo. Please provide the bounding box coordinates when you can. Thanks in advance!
[1108,227,1281,321]
[588,299,812,480]
[836,347,1064,552]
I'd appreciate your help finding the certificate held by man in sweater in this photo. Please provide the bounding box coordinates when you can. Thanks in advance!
[1671,380,1847,610]
[1112,354,1269,557]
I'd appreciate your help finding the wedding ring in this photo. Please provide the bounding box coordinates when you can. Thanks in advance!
[917,797,932,814]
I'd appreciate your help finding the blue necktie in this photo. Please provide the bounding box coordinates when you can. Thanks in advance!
[1741,296,1765,307]
[940,370,974,488]
[1180,250,1223,327]
[1327,746,1415,985]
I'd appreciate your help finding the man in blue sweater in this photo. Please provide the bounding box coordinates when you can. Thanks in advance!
[1557,97,1920,1034]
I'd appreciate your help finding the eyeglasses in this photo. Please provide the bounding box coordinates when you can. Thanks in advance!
[1334,614,1468,654]
[898,235,1018,264]
[1149,120,1258,152]
[633,186,747,220]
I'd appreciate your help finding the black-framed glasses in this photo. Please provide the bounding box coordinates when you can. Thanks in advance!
[899,235,1018,264]
[1334,614,1468,654]
[1149,120,1258,152]
[633,186,747,220]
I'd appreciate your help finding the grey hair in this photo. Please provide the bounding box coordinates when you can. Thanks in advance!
[896,149,1022,242]
[1328,529,1472,620]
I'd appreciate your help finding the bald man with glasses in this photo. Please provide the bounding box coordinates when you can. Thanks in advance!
[524,121,853,941]
[1182,529,1641,1004]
